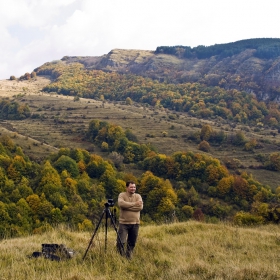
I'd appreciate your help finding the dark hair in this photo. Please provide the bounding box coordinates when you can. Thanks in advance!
[126,181,135,187]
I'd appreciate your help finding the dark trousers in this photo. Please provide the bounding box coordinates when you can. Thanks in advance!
[117,224,139,258]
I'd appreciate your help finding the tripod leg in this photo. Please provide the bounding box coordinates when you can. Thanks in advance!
[107,209,125,255]
[105,210,108,252]
[82,210,105,261]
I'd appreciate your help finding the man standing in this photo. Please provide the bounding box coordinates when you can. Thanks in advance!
[117,181,143,259]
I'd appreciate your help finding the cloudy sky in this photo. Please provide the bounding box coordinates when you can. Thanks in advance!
[0,0,279,79]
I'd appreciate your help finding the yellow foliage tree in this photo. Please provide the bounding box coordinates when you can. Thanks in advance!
[216,175,234,197]
[26,194,41,214]
[200,124,213,141]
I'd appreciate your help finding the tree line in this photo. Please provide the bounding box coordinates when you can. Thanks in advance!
[155,38,280,59]
[0,99,31,120]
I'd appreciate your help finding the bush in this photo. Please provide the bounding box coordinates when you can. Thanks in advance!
[193,208,204,221]
[181,205,194,219]
[233,211,264,225]
[198,140,210,152]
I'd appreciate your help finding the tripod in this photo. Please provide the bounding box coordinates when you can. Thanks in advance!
[83,201,124,260]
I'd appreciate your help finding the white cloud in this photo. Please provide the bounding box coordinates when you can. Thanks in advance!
[0,0,280,79]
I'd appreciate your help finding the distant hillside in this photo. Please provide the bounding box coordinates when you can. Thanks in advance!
[56,38,280,102]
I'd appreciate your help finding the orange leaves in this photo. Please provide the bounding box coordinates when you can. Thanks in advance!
[217,176,234,197]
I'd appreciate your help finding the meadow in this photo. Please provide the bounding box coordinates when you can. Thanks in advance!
[0,221,279,280]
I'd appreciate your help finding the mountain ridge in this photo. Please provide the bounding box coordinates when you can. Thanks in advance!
[56,38,280,102]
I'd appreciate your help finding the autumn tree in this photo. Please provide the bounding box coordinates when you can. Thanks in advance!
[138,171,177,221]
[38,161,62,198]
[206,161,228,186]
[200,124,213,141]
[216,175,234,197]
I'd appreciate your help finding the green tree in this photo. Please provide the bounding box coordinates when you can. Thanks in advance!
[232,131,247,146]
[181,205,194,219]
[185,186,199,206]
[50,208,65,225]
[87,119,101,141]
[62,194,88,225]
[54,155,79,177]
[37,193,54,220]
[16,198,33,231]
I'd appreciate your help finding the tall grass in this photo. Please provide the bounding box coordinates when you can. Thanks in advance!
[1,221,279,279]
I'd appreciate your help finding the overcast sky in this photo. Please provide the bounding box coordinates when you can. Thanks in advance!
[0,0,279,80]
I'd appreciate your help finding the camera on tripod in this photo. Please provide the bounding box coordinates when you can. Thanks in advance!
[104,198,114,207]
[83,197,124,260]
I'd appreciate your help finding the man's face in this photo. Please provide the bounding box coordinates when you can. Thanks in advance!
[127,183,136,194]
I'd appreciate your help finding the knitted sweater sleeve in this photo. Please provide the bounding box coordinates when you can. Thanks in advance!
[118,193,143,211]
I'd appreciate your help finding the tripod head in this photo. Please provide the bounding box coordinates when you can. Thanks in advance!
[104,198,114,208]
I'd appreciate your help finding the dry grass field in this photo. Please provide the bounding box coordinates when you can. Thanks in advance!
[1,76,280,189]
[0,221,279,280]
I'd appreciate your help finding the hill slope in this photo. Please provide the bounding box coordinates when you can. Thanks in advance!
[1,74,280,190]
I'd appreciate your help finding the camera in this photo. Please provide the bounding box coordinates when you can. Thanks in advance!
[104,198,114,207]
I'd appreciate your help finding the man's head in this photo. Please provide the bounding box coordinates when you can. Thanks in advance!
[126,181,136,194]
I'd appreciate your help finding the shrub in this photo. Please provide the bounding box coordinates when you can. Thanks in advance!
[198,140,210,152]
[101,142,109,151]
[233,211,264,225]
[193,208,204,221]
[181,205,194,219]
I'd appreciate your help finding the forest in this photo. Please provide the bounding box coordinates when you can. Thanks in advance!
[0,113,279,238]
[155,38,280,59]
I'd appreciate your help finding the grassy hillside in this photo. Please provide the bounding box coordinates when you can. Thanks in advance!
[1,221,279,280]
[1,76,280,189]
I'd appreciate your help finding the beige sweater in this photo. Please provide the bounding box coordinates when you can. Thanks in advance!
[118,192,143,224]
